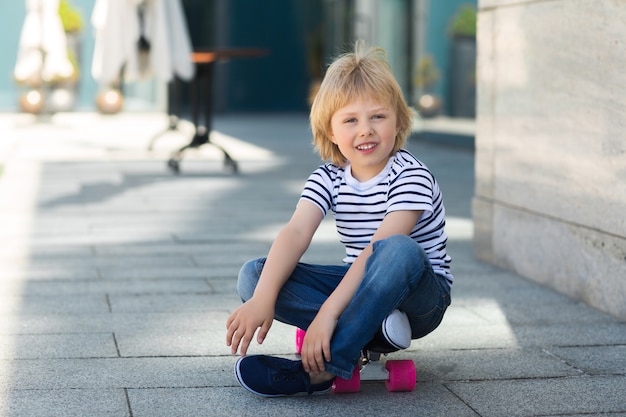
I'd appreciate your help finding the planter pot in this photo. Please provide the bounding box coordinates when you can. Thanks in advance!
[19,89,45,114]
[19,32,82,114]
[96,89,124,114]
[450,37,476,118]
[417,94,442,118]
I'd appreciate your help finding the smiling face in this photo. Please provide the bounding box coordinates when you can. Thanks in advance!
[329,96,398,181]
[310,44,413,169]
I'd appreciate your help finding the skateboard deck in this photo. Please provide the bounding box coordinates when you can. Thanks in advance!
[295,328,416,393]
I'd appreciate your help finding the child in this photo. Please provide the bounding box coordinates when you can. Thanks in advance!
[226,42,453,397]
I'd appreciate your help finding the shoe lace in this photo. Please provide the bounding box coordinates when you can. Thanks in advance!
[268,359,312,392]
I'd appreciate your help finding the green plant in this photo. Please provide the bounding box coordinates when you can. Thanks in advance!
[414,55,440,91]
[58,0,83,33]
[449,5,477,38]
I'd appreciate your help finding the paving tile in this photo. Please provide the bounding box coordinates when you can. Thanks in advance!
[0,312,229,336]
[414,322,521,351]
[127,383,479,417]
[25,231,178,246]
[0,241,92,258]
[548,345,626,375]
[98,265,233,280]
[92,241,271,257]
[510,322,626,347]
[402,348,582,381]
[547,414,626,417]
[115,317,296,358]
[455,294,619,326]
[420,319,626,351]
[0,294,109,315]
[9,254,195,269]
[108,293,240,314]
[18,278,211,296]
[446,376,626,417]
[0,333,118,359]
[0,389,129,417]
[206,277,238,295]
[0,357,232,390]
[0,267,99,281]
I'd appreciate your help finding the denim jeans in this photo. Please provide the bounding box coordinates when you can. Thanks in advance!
[237,234,452,380]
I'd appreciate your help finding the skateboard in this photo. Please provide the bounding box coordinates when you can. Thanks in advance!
[295,328,416,393]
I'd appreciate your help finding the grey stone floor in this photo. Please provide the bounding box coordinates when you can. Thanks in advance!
[0,112,624,417]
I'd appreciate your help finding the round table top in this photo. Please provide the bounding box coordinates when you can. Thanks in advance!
[191,48,268,64]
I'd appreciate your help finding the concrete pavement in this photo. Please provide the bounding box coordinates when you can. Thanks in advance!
[0,112,625,417]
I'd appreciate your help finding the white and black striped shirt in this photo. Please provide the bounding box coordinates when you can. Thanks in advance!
[301,149,453,285]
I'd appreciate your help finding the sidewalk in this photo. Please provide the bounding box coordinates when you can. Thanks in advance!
[0,112,624,417]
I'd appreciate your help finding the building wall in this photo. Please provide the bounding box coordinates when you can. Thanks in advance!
[474,0,626,319]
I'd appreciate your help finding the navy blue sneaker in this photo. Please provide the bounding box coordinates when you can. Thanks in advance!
[235,355,334,397]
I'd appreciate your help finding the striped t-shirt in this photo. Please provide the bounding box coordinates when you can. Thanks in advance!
[300,149,453,285]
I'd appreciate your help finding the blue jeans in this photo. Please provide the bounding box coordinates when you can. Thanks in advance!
[237,234,451,380]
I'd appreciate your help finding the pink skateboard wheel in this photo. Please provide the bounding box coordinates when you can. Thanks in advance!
[332,366,360,393]
[385,360,416,392]
[295,328,306,355]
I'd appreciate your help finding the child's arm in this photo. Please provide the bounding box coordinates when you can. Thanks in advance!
[226,200,324,356]
[301,209,423,375]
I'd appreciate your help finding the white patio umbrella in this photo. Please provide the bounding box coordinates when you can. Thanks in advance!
[91,0,195,86]
[14,0,75,85]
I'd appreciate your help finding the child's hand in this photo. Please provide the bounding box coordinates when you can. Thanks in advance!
[226,297,274,356]
[300,312,337,375]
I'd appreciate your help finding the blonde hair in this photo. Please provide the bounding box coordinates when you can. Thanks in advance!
[310,41,413,166]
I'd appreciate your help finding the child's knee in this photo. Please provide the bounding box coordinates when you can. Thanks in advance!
[370,235,428,284]
[237,258,264,302]
[374,235,425,265]
[380,234,413,250]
